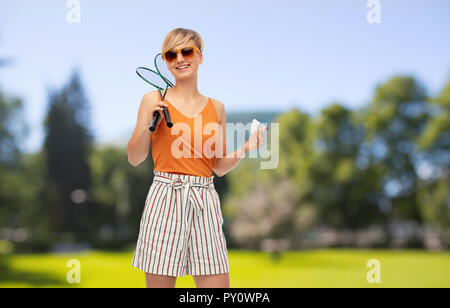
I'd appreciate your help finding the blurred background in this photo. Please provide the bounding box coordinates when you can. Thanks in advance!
[0,0,449,287]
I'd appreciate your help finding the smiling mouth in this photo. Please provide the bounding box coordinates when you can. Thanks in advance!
[176,64,190,70]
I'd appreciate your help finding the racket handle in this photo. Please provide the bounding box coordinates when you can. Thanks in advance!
[149,107,172,132]
[163,107,173,127]
[149,111,160,132]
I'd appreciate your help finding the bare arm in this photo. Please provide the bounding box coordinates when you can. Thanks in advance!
[127,91,167,166]
[213,100,265,177]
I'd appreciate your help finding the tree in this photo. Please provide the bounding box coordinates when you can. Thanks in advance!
[43,69,94,240]
[0,87,27,168]
[417,79,450,233]
[309,103,383,230]
[418,79,450,167]
[276,109,313,179]
[362,76,430,247]
[0,74,50,250]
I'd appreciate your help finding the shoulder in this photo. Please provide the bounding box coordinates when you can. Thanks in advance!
[139,90,158,109]
[137,91,158,115]
[143,90,159,102]
[210,97,225,123]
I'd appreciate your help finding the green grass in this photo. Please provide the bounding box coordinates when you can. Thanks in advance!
[0,249,449,288]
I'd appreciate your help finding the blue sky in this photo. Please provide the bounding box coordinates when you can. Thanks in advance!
[0,0,449,153]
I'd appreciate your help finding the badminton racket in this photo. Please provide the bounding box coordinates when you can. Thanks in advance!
[136,53,174,131]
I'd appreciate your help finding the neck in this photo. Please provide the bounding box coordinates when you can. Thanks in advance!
[171,76,200,101]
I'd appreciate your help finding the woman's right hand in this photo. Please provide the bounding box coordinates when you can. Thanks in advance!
[148,98,169,128]
[127,92,168,166]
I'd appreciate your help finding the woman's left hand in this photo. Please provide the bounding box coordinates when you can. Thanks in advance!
[245,128,266,152]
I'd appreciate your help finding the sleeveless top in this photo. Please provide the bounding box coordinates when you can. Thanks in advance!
[151,91,220,177]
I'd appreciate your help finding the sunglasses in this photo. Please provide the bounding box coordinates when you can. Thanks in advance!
[162,46,201,63]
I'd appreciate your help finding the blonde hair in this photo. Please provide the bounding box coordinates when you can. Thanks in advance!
[161,28,204,55]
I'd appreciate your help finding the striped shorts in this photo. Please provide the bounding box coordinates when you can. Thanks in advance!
[131,170,230,277]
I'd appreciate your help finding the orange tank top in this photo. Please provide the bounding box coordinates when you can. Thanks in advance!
[151,91,220,177]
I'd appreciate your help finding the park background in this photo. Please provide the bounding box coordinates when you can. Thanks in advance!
[0,0,449,287]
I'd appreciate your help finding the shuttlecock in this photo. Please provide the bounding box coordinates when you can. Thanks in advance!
[251,118,268,134]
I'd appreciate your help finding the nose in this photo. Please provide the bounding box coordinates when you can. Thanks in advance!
[176,51,185,62]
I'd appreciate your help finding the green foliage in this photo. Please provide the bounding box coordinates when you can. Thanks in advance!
[418,79,450,164]
[363,76,429,222]
[0,85,52,249]
[42,69,95,240]
[418,177,450,229]
[416,79,450,230]
[276,108,313,183]
[309,103,383,229]
[89,144,154,244]
[0,87,27,167]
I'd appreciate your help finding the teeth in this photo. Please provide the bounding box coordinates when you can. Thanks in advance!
[177,65,189,69]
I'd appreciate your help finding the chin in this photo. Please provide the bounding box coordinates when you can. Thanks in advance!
[175,71,197,80]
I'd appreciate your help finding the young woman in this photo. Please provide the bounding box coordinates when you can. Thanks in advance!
[127,28,265,288]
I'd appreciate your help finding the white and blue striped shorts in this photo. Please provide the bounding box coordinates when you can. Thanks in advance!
[132,170,230,277]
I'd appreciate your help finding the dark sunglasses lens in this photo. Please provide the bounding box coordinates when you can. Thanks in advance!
[181,47,194,57]
[165,51,177,61]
